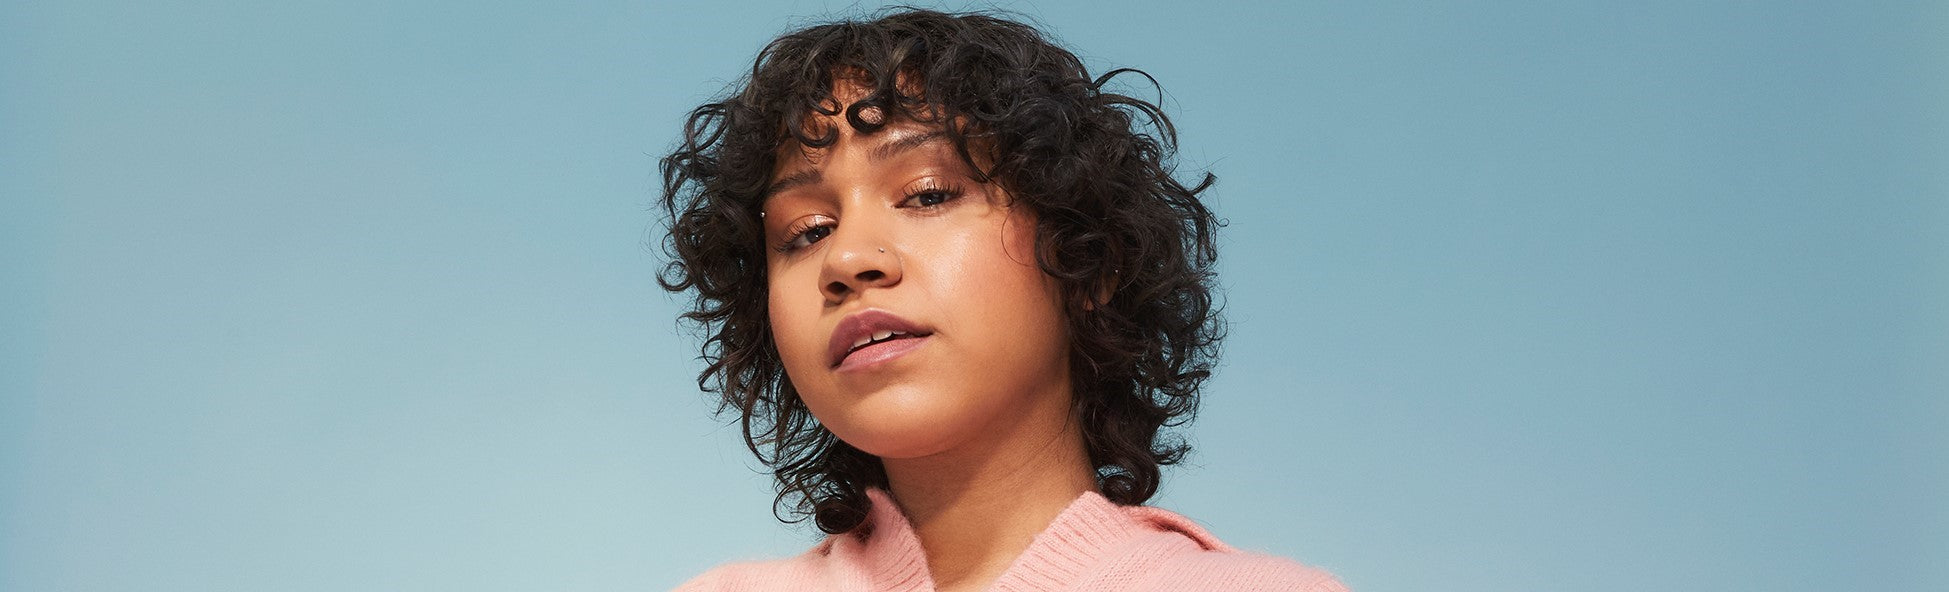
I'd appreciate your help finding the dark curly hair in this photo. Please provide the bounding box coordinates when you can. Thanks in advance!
[658,8,1223,535]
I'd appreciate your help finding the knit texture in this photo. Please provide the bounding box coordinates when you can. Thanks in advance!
[676,489,1349,591]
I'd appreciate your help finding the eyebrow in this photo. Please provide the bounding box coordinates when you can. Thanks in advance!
[869,130,947,163]
[764,130,950,199]
[765,168,822,199]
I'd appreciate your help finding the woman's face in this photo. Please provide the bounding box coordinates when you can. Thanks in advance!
[761,109,1074,460]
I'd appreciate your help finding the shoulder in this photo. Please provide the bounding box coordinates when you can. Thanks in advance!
[1145,547,1350,592]
[1117,505,1351,592]
[681,490,933,592]
[673,538,843,592]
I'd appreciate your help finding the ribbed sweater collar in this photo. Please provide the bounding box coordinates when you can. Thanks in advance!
[852,488,930,591]
[845,487,1224,591]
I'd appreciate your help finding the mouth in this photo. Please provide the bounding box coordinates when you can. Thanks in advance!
[828,309,935,370]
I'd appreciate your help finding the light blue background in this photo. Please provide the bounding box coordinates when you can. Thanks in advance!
[3,1,1944,591]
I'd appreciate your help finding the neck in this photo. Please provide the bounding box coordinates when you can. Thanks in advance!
[880,394,1096,592]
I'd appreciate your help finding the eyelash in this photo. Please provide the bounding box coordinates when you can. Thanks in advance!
[772,182,966,253]
[775,218,833,253]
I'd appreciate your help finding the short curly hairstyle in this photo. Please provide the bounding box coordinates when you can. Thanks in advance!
[658,8,1223,534]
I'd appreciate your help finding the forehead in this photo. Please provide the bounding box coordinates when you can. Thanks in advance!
[762,75,993,199]
[772,69,942,147]
[774,116,943,165]
[763,119,956,205]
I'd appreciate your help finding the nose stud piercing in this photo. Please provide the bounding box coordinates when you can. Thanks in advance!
[878,248,886,253]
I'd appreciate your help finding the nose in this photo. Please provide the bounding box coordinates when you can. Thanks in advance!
[818,226,902,303]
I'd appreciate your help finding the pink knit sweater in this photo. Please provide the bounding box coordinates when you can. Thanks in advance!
[677,489,1349,591]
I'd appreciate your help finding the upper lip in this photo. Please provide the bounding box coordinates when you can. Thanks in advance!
[828,309,933,367]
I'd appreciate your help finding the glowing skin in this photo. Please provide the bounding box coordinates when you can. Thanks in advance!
[762,118,1072,461]
[761,94,1097,592]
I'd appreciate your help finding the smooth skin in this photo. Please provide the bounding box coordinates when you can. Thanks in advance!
[761,90,1097,592]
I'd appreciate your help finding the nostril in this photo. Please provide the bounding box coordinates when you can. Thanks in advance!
[856,270,885,282]
[826,280,850,296]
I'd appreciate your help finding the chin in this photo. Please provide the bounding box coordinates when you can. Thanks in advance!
[830,421,963,460]
[818,386,983,460]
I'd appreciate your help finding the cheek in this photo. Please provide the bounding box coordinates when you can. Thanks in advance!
[937,208,1068,370]
[767,267,826,375]
[980,209,1062,316]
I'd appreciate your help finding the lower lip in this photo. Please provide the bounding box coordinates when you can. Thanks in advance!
[835,336,930,372]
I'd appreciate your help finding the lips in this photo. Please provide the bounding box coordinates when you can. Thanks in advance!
[828,309,934,369]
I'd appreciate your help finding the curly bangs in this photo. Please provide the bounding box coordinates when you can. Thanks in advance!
[658,8,1223,534]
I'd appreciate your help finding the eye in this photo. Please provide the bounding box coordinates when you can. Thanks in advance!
[777,220,835,253]
[900,181,964,209]
[911,190,953,207]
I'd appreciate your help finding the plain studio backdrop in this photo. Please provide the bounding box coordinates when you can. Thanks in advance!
[2,1,1943,591]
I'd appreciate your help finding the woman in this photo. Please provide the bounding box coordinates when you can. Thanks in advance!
[659,9,1346,591]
